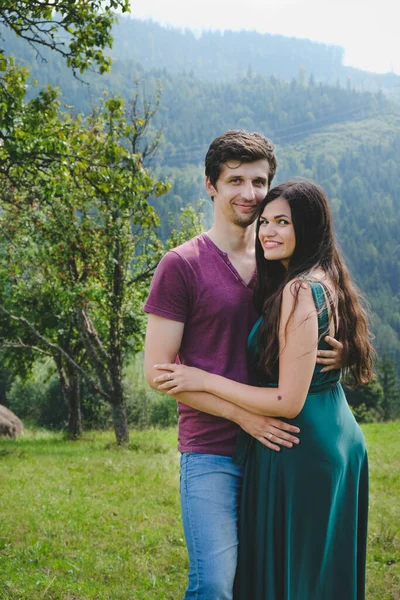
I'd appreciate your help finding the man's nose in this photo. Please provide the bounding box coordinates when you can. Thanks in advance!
[242,181,256,201]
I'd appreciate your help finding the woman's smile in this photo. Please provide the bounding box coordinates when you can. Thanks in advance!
[262,240,283,249]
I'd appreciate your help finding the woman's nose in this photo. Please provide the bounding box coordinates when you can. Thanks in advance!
[263,223,276,236]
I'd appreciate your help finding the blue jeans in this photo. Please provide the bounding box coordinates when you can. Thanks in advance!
[180,452,244,600]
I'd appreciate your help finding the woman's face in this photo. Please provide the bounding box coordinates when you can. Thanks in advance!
[258,197,296,269]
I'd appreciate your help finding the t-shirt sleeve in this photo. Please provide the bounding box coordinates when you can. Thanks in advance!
[143,251,191,323]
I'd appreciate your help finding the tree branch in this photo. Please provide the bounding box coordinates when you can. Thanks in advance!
[0,303,111,400]
[0,339,52,357]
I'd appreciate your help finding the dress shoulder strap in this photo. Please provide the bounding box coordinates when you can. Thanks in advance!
[309,280,332,339]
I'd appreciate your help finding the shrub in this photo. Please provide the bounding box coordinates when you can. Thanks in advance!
[6,354,179,431]
[7,361,67,429]
[150,395,179,427]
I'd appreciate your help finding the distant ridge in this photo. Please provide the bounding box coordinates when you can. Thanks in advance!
[110,18,400,102]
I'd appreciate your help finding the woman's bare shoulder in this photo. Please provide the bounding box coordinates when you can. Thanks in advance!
[281,278,315,315]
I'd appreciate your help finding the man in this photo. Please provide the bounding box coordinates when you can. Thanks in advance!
[144,130,342,599]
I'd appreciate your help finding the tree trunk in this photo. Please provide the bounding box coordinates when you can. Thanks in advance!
[66,371,83,438]
[111,400,129,445]
[55,353,83,438]
[108,233,129,445]
[75,303,129,444]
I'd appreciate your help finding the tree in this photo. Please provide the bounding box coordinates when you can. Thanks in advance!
[378,355,400,420]
[0,1,193,442]
[0,57,90,436]
[345,380,384,423]
[0,0,129,74]
[345,356,400,422]
[0,65,180,444]
[0,18,203,441]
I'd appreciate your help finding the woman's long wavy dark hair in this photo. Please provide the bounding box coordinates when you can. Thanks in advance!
[254,180,375,385]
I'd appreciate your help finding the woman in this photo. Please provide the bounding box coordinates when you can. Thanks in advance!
[154,180,375,599]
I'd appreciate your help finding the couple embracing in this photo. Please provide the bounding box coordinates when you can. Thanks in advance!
[144,130,374,600]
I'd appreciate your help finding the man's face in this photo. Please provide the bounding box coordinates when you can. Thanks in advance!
[206,160,270,228]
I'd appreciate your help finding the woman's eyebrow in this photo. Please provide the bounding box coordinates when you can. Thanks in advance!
[260,214,290,220]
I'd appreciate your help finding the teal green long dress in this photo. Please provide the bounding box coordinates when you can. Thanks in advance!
[233,281,368,600]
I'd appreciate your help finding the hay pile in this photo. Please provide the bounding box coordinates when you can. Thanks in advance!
[0,405,24,438]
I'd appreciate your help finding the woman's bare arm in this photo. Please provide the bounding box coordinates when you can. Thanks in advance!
[155,283,319,419]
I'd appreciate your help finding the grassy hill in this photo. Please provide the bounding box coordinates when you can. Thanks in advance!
[0,424,399,599]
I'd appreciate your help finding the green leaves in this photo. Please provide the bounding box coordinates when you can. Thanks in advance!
[0,0,130,74]
[0,75,174,443]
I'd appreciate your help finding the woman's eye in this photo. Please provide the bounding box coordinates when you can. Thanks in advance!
[278,219,289,225]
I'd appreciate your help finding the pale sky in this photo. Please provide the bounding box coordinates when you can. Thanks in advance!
[130,0,400,75]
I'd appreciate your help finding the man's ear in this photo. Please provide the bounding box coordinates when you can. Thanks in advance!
[205,176,217,198]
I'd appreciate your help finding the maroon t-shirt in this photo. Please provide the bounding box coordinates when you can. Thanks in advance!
[144,233,259,456]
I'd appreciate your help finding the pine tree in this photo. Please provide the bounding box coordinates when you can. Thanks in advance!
[378,355,400,420]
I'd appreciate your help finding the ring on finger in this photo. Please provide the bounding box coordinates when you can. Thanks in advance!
[268,433,273,440]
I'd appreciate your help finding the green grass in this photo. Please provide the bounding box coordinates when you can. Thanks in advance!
[0,423,399,599]
[363,423,400,599]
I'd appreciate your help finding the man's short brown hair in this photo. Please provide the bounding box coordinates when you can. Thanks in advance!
[205,130,277,189]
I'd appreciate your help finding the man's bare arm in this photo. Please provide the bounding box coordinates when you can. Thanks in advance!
[317,336,344,371]
[144,314,300,451]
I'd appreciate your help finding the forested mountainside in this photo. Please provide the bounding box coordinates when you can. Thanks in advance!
[2,18,400,364]
[3,18,400,101]
[108,19,400,101]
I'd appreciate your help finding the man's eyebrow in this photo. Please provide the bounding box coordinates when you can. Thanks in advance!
[225,175,267,181]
